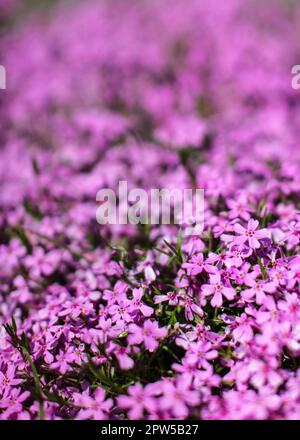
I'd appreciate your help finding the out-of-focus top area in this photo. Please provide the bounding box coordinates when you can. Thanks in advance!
[0,0,300,211]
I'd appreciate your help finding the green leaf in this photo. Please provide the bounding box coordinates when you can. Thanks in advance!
[11,226,33,254]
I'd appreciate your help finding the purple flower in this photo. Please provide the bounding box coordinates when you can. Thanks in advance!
[1,0,300,422]
[0,388,30,419]
[117,383,156,419]
[107,342,134,370]
[108,299,133,323]
[186,341,218,369]
[222,219,269,250]
[233,219,269,249]
[182,253,214,276]
[74,388,113,420]
[160,376,200,418]
[231,313,254,342]
[128,320,167,352]
[0,365,22,392]
[51,348,76,375]
[227,194,252,221]
[154,290,179,306]
[25,247,60,278]
[242,276,277,305]
[130,288,153,317]
[202,272,236,307]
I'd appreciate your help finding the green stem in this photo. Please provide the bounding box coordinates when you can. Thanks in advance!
[22,347,45,420]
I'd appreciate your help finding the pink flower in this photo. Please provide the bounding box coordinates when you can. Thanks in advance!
[227,194,253,221]
[248,359,283,389]
[108,299,133,323]
[128,320,167,352]
[117,383,156,419]
[144,264,157,282]
[182,253,215,276]
[242,389,281,419]
[154,290,179,306]
[0,365,22,392]
[186,341,218,369]
[130,288,153,317]
[202,272,235,307]
[222,219,269,251]
[0,388,30,419]
[51,348,76,375]
[107,342,134,370]
[231,313,254,342]
[74,388,113,420]
[232,219,269,249]
[242,277,277,305]
[25,247,60,278]
[160,376,200,418]
[155,114,206,149]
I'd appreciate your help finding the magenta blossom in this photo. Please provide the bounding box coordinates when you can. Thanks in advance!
[242,277,277,305]
[202,272,236,307]
[130,288,153,317]
[182,253,214,276]
[74,388,113,420]
[159,376,200,418]
[128,320,167,352]
[223,219,269,249]
[117,383,156,419]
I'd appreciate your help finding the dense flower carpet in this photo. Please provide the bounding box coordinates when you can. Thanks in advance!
[1,0,300,420]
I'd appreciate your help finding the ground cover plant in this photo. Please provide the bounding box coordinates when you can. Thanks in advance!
[1,0,300,420]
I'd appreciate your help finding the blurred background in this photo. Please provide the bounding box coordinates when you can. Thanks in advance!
[1,0,300,214]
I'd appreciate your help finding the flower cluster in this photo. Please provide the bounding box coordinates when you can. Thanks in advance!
[1,0,300,420]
